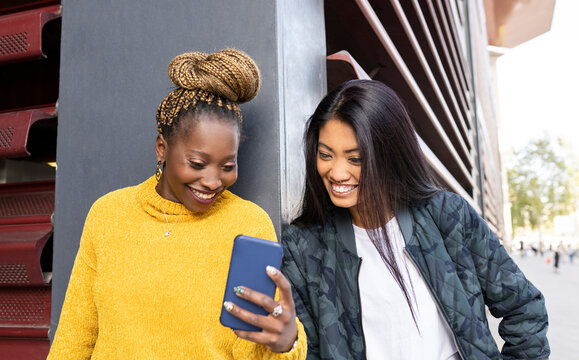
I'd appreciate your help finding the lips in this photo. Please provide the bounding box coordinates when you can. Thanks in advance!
[189,187,219,204]
[331,183,358,195]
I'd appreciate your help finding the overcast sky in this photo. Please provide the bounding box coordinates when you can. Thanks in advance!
[496,0,579,155]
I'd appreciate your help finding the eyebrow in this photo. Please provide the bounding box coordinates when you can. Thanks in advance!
[318,142,359,154]
[186,150,209,156]
[185,150,237,160]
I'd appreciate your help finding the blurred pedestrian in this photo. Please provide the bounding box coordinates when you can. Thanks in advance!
[568,244,576,264]
[554,243,562,273]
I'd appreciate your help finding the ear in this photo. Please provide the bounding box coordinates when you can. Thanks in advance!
[155,134,168,164]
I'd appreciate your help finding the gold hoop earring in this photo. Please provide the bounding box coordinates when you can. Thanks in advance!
[155,161,163,182]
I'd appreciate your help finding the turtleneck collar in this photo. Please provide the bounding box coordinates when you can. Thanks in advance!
[138,176,228,221]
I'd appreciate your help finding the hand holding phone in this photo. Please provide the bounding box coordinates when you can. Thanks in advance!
[219,235,300,353]
[220,235,283,331]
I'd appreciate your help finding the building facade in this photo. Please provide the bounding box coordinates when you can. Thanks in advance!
[0,0,554,358]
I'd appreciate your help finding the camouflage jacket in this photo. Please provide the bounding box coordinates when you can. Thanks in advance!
[281,191,549,360]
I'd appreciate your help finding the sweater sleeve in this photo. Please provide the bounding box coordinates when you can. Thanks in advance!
[231,320,307,360]
[47,206,100,359]
[461,198,550,359]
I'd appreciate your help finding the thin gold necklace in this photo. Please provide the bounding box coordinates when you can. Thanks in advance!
[162,200,185,236]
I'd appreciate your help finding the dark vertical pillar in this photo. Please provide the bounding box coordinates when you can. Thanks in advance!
[51,0,325,339]
[465,0,485,217]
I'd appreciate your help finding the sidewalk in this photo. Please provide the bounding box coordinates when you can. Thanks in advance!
[487,252,579,359]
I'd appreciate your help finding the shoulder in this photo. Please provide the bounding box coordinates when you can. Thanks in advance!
[419,190,468,212]
[282,222,323,244]
[413,190,492,242]
[88,184,139,216]
[412,190,475,222]
[216,191,276,240]
[218,190,271,220]
[281,212,338,257]
[406,190,480,240]
[79,184,140,249]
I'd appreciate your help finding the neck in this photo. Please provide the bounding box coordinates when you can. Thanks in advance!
[348,205,363,227]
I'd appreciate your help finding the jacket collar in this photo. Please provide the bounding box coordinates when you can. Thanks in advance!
[395,207,414,245]
[325,207,358,256]
[327,206,417,254]
[396,205,432,280]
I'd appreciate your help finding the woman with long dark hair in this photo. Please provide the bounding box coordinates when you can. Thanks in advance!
[281,79,549,359]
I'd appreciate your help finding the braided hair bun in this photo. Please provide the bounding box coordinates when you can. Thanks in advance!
[167,49,260,104]
[156,49,261,136]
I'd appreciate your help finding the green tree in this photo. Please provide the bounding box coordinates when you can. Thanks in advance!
[507,137,576,237]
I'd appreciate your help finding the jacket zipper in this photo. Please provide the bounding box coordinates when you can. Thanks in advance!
[355,256,368,360]
[403,248,465,360]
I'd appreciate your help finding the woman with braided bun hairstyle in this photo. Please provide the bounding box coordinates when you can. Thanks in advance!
[48,49,307,359]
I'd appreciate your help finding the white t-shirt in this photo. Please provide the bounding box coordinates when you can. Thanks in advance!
[353,218,459,360]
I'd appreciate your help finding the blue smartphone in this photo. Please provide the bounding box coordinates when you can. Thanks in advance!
[220,234,283,332]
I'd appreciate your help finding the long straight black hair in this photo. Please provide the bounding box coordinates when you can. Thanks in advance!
[295,79,441,320]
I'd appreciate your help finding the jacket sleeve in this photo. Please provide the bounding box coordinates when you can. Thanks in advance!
[47,206,100,359]
[281,226,321,360]
[461,198,550,359]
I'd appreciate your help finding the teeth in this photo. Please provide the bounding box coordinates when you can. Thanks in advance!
[191,188,217,200]
[332,185,356,193]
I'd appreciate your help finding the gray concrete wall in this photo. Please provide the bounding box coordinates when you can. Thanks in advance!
[276,0,326,224]
[51,0,325,338]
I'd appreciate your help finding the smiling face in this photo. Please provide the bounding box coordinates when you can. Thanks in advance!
[155,114,239,212]
[317,118,363,225]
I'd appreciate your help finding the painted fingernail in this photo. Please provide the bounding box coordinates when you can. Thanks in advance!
[233,286,244,295]
[266,265,278,275]
[223,301,234,312]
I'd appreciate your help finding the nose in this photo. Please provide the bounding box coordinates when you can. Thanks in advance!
[329,159,351,183]
[200,167,223,190]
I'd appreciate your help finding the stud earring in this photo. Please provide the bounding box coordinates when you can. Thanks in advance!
[155,161,163,182]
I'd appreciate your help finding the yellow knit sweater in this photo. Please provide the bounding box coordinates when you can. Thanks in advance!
[48,176,306,359]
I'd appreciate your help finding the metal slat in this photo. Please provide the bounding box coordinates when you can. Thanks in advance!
[417,135,478,212]
[0,181,53,346]
[430,0,471,100]
[440,0,473,91]
[0,337,50,360]
[0,1,59,16]
[0,334,50,360]
[354,0,474,188]
[421,1,472,116]
[327,51,371,81]
[0,286,50,335]
[0,5,61,65]
[386,0,473,170]
[0,180,54,287]
[0,105,57,159]
[0,179,54,224]
[409,0,471,133]
[0,224,52,287]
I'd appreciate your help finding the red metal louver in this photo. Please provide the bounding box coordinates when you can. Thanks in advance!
[0,105,57,159]
[0,5,61,65]
[0,180,54,349]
